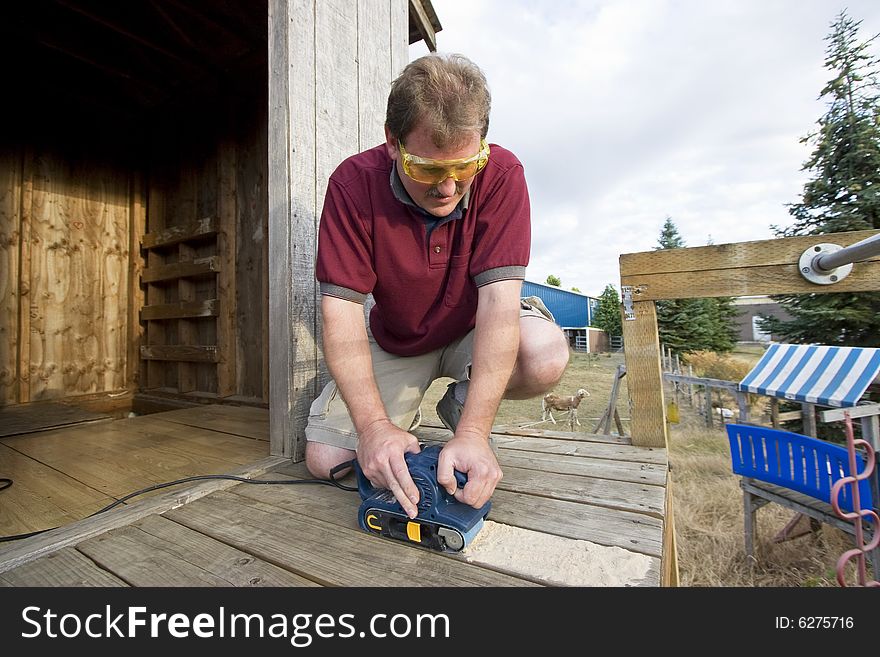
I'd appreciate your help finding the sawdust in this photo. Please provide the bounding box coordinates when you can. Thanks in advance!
[461,521,653,586]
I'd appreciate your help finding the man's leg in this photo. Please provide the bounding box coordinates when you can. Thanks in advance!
[435,300,570,430]
[504,312,570,399]
[304,339,440,479]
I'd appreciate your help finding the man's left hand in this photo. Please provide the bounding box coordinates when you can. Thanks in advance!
[437,431,502,509]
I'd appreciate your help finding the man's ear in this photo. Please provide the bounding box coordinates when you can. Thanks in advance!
[384,125,399,161]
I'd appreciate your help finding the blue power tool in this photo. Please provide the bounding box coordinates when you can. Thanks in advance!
[354,443,491,552]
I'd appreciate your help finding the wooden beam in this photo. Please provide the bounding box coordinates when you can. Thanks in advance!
[141,257,219,283]
[621,300,668,448]
[141,299,218,321]
[177,243,198,393]
[141,217,217,249]
[128,172,147,392]
[620,229,880,301]
[55,0,201,69]
[408,0,437,51]
[820,403,880,423]
[216,138,237,398]
[140,345,219,363]
[268,0,299,460]
[661,483,679,586]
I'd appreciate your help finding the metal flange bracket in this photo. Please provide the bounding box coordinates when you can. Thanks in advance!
[798,243,853,285]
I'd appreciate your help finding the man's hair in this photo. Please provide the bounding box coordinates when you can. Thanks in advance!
[386,53,491,148]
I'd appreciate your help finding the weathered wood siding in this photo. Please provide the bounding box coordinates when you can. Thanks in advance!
[269,0,409,459]
[141,88,268,404]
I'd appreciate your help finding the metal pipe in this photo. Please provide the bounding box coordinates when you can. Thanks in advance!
[813,233,880,272]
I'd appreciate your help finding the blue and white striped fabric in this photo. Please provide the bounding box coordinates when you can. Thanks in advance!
[737,343,880,408]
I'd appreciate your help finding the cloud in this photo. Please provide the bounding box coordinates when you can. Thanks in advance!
[413,1,880,295]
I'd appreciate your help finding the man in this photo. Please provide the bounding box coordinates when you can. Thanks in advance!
[305,53,569,519]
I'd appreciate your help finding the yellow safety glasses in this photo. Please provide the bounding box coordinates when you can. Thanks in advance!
[398,139,490,185]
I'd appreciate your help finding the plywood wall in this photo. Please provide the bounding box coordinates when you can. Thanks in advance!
[1,144,134,405]
[268,0,409,459]
[1,88,269,410]
[0,151,22,405]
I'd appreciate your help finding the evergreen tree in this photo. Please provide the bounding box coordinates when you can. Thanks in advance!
[762,12,880,346]
[545,274,561,287]
[656,216,685,249]
[593,284,622,337]
[654,219,739,354]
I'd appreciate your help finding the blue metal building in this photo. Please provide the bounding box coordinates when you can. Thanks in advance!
[521,280,598,329]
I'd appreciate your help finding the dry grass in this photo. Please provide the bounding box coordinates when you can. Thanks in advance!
[420,346,857,587]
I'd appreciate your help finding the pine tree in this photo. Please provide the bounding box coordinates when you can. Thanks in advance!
[762,11,880,346]
[654,219,739,354]
[593,284,622,337]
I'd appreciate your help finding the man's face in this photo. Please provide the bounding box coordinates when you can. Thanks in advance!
[385,122,482,218]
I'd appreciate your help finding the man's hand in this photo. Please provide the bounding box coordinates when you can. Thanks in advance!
[355,419,422,518]
[437,430,502,509]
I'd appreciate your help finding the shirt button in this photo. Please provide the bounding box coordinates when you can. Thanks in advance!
[434,246,441,253]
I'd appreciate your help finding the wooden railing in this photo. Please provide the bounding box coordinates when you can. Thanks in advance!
[618,229,880,449]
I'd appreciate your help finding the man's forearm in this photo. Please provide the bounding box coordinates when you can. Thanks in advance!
[456,281,522,439]
[321,296,388,433]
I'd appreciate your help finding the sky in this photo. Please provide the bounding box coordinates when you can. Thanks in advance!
[410,1,880,297]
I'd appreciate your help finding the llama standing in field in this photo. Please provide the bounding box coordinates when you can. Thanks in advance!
[542,388,590,429]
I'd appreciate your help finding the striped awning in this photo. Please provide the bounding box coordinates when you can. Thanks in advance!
[737,343,880,408]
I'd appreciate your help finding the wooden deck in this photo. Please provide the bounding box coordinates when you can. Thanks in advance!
[0,405,667,586]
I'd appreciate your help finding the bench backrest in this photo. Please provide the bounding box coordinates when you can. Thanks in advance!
[725,424,873,513]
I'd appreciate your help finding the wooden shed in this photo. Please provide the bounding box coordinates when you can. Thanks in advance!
[1,0,438,430]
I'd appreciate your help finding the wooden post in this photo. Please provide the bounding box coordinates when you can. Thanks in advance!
[736,391,750,424]
[268,0,408,460]
[128,173,146,393]
[705,386,713,428]
[216,137,237,397]
[687,364,694,406]
[802,403,817,438]
[621,300,667,448]
[770,398,780,429]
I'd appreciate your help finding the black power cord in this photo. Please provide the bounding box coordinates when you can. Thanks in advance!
[0,461,359,544]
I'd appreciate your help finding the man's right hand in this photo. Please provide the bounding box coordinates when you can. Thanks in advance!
[356,419,422,518]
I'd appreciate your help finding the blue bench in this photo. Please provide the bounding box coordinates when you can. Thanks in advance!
[725,423,876,566]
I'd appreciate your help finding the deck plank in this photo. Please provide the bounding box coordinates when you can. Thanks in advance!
[269,462,664,559]
[243,465,662,585]
[1,416,268,498]
[0,456,288,575]
[0,402,110,438]
[0,443,115,536]
[495,450,666,486]
[75,515,317,587]
[152,405,269,441]
[0,547,128,587]
[498,465,665,518]
[492,434,666,464]
[164,490,541,587]
[481,424,631,445]
[415,426,666,465]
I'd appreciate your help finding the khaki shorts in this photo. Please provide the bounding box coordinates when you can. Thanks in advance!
[304,298,555,450]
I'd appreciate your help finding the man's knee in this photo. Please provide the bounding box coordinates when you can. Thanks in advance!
[305,441,356,479]
[509,318,570,397]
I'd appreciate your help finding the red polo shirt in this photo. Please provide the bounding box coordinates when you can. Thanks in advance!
[316,143,530,356]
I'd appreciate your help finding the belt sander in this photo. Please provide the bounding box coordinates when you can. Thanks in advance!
[354,443,490,552]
